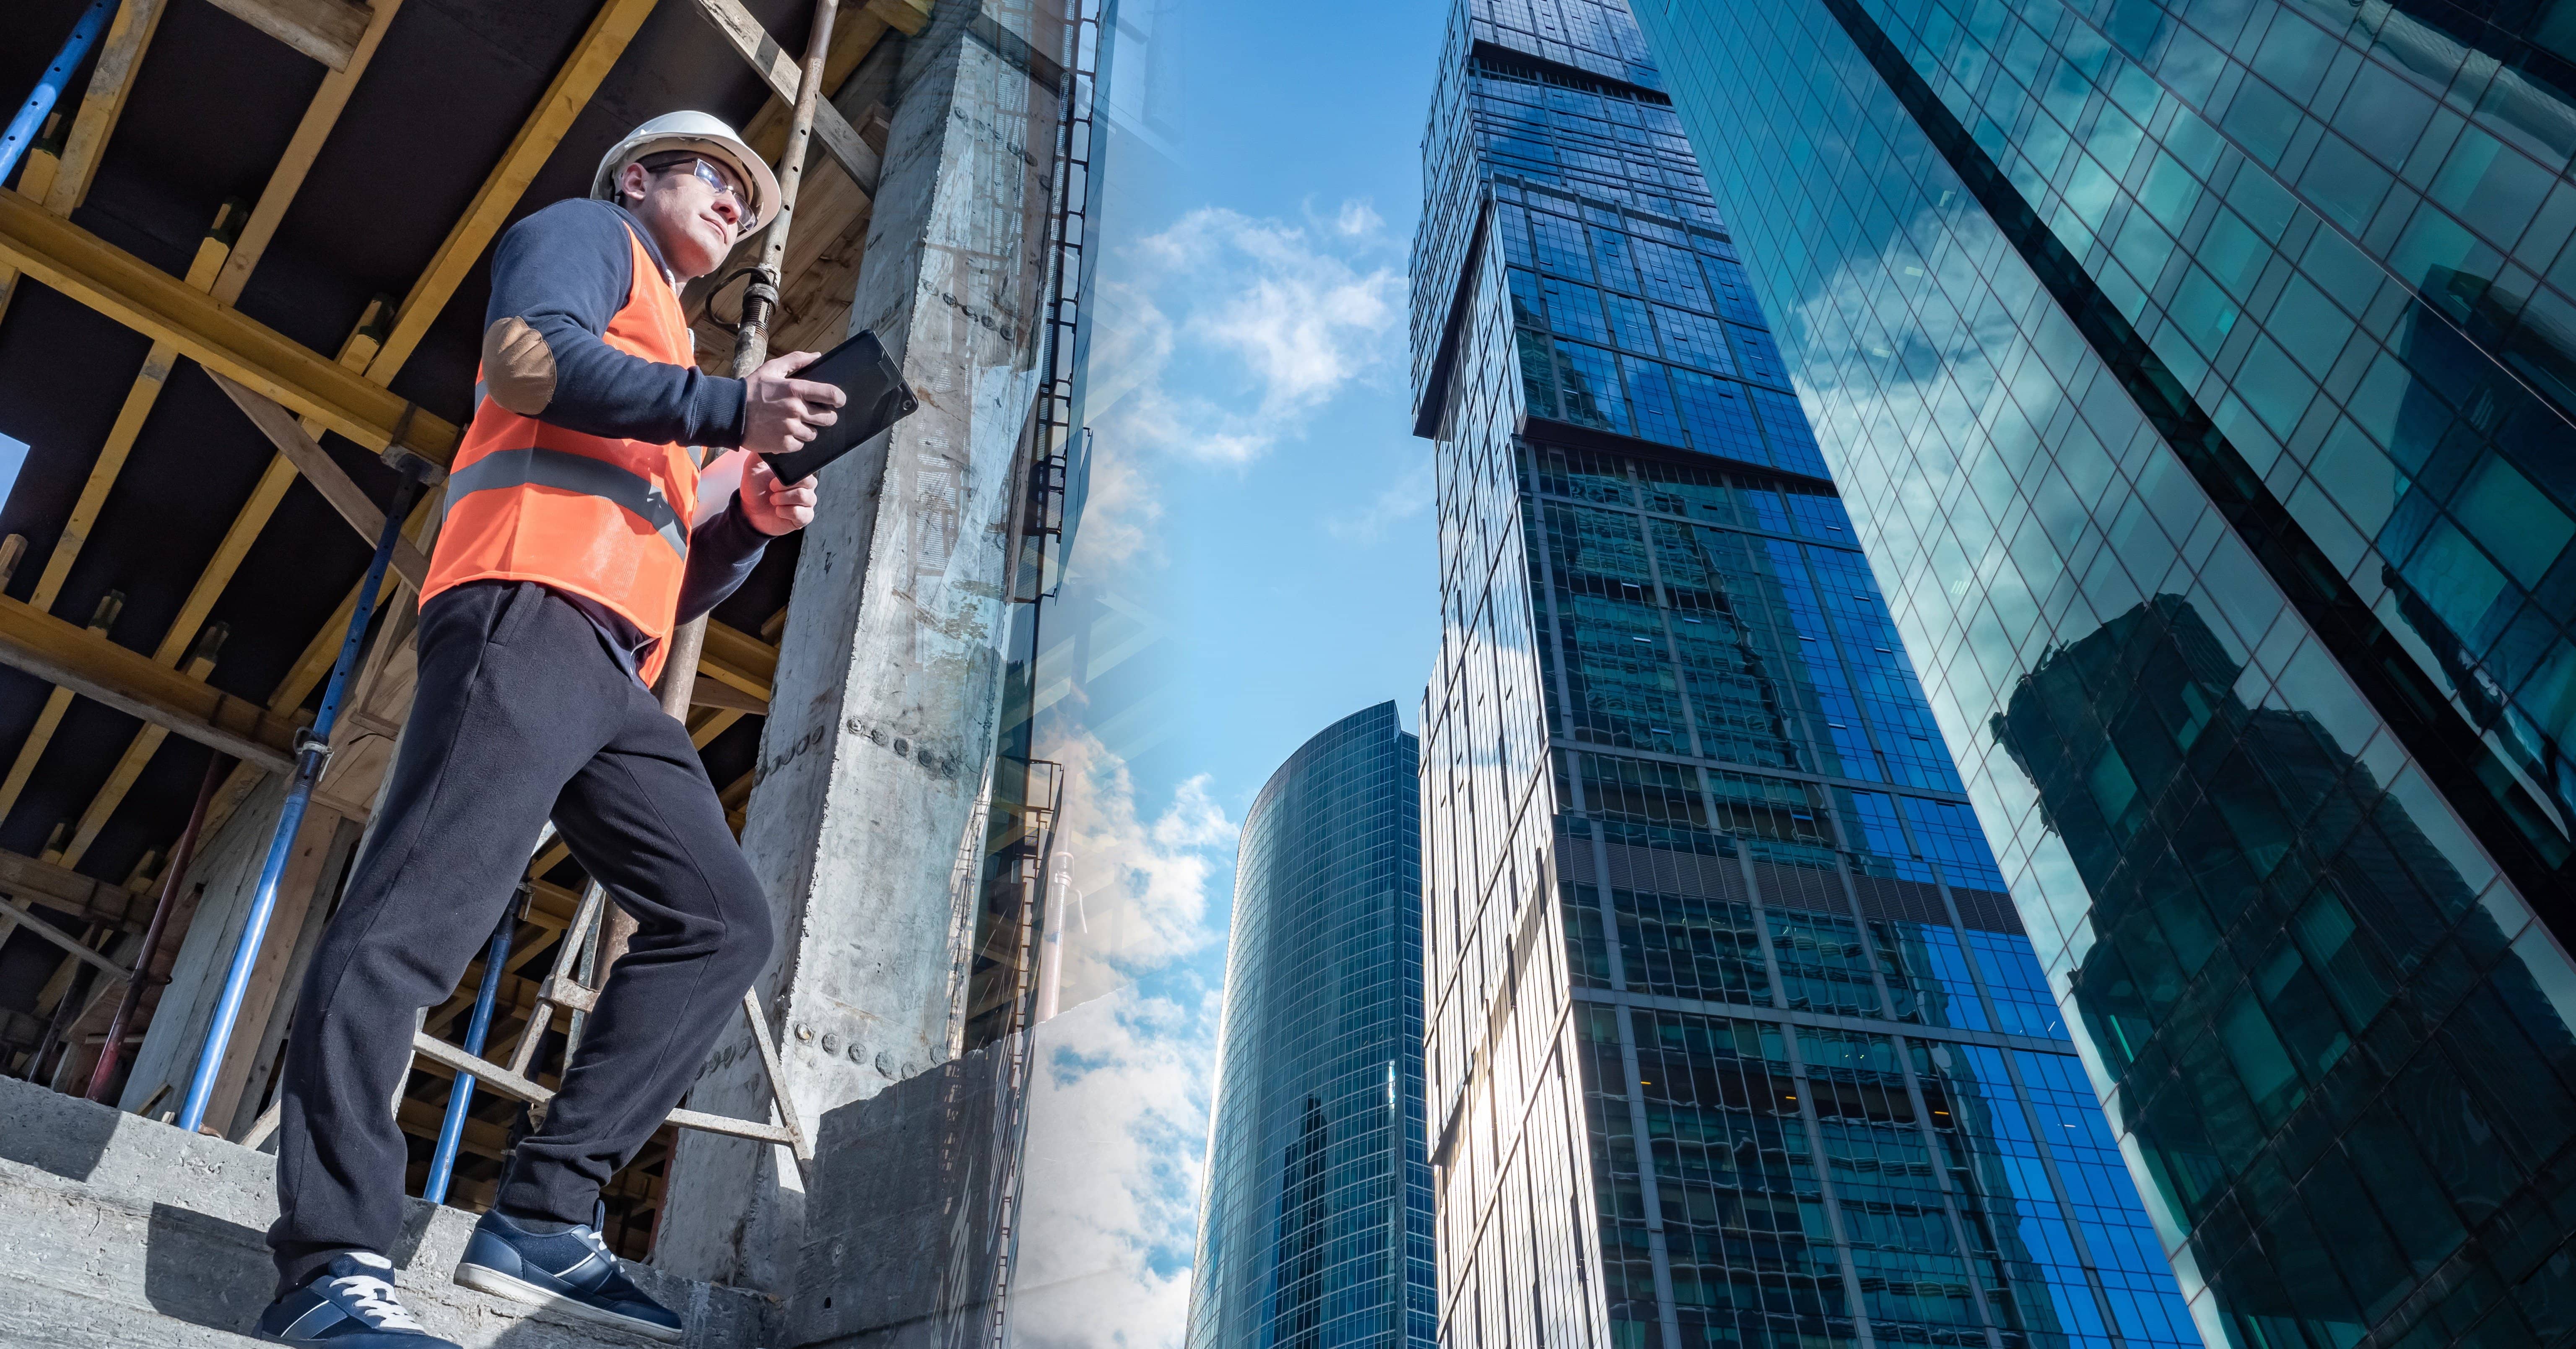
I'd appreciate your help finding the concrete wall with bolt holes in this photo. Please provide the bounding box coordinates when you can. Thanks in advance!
[649,0,1061,1294]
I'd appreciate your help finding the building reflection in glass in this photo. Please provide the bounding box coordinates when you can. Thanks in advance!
[1994,596,2576,1349]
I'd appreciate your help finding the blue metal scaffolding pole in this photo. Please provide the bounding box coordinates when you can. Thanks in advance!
[423,894,520,1204]
[176,469,426,1133]
[2,0,114,186]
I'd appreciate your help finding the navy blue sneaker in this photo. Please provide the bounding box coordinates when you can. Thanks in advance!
[256,1252,459,1346]
[452,1210,683,1342]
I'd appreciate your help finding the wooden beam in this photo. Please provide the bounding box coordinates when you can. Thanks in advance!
[367,0,661,381]
[868,0,931,34]
[690,678,765,714]
[691,707,745,749]
[0,189,460,465]
[198,0,369,69]
[44,0,169,213]
[0,598,121,821]
[698,620,775,701]
[60,650,217,868]
[0,846,151,932]
[0,0,169,328]
[213,0,408,300]
[0,597,304,774]
[209,374,433,586]
[686,0,882,189]
[409,1029,796,1147]
[0,895,131,982]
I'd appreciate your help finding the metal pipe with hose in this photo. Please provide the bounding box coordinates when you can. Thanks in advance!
[606,0,841,980]
[176,465,428,1132]
[86,753,228,1102]
[423,891,523,1204]
[1,0,114,185]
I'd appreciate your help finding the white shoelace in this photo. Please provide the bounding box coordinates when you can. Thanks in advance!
[330,1274,426,1332]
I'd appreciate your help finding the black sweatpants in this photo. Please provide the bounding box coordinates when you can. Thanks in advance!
[267,580,774,1292]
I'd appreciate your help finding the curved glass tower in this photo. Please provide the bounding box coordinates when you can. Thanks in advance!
[1618,0,2576,1346]
[1186,702,1434,1349]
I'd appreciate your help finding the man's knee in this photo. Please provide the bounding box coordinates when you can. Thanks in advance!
[717,902,776,986]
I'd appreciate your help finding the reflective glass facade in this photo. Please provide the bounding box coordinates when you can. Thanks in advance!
[1188,703,1436,1349]
[1623,0,2576,1345]
[1411,5,2196,1349]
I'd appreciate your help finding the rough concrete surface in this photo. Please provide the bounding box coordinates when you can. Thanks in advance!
[790,1042,1012,1349]
[653,0,1064,1294]
[0,1076,782,1348]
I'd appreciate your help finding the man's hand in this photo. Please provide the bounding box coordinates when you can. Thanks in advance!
[741,350,845,456]
[739,453,818,535]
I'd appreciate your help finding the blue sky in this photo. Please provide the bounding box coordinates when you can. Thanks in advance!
[1009,0,1454,1341]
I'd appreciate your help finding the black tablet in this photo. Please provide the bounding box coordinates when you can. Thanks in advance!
[760,329,919,484]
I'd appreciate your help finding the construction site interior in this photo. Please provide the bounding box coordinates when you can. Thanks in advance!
[0,0,1098,1312]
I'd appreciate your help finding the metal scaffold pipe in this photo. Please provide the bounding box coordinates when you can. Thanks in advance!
[611,0,841,979]
[423,893,522,1203]
[83,751,228,1103]
[0,0,112,184]
[177,465,428,1133]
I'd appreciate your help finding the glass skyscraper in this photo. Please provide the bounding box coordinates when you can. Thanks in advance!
[1411,4,2197,1349]
[1619,0,2576,1346]
[1187,702,1436,1349]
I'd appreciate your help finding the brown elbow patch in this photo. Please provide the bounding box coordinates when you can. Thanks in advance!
[482,317,557,415]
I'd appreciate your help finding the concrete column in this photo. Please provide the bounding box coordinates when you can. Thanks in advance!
[652,0,1069,1291]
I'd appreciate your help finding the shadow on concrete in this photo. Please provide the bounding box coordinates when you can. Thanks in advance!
[144,1202,269,1336]
[0,1077,116,1182]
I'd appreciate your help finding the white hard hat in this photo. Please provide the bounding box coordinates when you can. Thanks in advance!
[592,111,782,234]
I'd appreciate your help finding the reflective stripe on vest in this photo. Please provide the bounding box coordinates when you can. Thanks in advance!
[441,447,688,557]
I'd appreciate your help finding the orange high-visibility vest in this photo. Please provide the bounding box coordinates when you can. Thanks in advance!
[424,223,700,684]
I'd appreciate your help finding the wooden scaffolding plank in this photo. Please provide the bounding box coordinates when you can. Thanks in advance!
[0,190,461,465]
[198,0,371,70]
[0,597,305,774]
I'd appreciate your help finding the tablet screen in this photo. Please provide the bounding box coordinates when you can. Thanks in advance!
[759,330,919,484]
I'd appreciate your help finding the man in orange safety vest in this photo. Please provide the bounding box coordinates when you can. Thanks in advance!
[257,111,848,1348]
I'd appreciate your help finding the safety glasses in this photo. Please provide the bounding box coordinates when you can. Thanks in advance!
[641,153,751,221]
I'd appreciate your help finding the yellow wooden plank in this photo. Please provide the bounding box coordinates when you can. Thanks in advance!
[43,0,169,214]
[0,593,124,821]
[0,689,77,824]
[213,0,408,304]
[367,0,662,380]
[0,190,460,465]
[59,650,215,868]
[198,0,368,69]
[0,597,304,775]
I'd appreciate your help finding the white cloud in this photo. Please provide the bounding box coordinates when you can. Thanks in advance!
[1099,204,1403,469]
[1332,198,1385,239]
[999,734,1235,1347]
[1325,455,1435,544]
[1009,988,1217,1349]
[1041,727,1235,1006]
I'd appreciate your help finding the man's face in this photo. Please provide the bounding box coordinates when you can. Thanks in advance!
[620,156,750,281]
